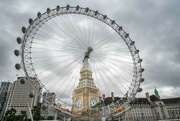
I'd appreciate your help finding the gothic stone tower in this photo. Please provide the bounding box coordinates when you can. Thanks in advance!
[72,47,100,114]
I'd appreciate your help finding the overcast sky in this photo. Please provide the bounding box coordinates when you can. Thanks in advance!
[0,0,180,99]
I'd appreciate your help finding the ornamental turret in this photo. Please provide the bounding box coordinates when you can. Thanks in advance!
[72,47,100,114]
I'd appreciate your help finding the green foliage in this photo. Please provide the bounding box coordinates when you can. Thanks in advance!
[3,108,28,121]
[18,110,28,121]
[40,115,45,120]
[3,106,53,121]
[32,105,41,120]
[47,115,54,120]
[3,108,17,121]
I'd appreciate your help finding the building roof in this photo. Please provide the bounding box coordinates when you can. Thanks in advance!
[104,97,121,105]
[149,95,180,104]
[131,98,150,105]
[92,97,150,109]
[162,97,180,104]
[150,95,160,101]
[91,97,122,108]
[102,97,151,105]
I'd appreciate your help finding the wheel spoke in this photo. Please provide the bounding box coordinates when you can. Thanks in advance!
[17,6,143,118]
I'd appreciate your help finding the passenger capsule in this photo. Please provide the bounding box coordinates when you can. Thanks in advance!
[56,5,60,11]
[111,20,115,25]
[139,78,145,82]
[118,26,123,31]
[22,27,26,33]
[16,37,21,44]
[14,50,20,56]
[15,63,21,70]
[137,88,142,92]
[47,8,50,14]
[39,87,42,91]
[20,78,25,84]
[37,12,41,18]
[85,7,89,13]
[29,92,35,98]
[76,5,80,11]
[130,41,135,46]
[66,5,70,10]
[135,50,139,54]
[95,11,98,16]
[29,18,33,25]
[125,33,129,38]
[138,59,143,63]
[103,15,107,20]
[139,68,145,72]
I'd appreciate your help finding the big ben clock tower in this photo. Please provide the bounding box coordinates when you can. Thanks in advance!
[72,47,100,114]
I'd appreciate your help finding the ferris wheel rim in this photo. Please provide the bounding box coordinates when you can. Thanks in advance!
[18,5,144,114]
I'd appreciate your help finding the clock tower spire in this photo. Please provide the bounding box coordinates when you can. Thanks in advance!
[72,47,100,114]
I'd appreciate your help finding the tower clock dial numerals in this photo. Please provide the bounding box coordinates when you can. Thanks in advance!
[90,98,97,106]
[75,98,82,109]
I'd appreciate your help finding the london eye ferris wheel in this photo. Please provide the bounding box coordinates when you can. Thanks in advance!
[14,5,144,119]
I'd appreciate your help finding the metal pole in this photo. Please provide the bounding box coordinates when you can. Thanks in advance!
[27,102,33,121]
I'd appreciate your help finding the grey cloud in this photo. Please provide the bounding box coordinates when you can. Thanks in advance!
[0,0,180,100]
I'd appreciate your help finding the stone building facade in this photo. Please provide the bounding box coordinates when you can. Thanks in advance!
[120,92,180,121]
[98,91,180,121]
[5,77,41,116]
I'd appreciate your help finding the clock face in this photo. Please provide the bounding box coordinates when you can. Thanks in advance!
[75,98,82,109]
[90,98,97,106]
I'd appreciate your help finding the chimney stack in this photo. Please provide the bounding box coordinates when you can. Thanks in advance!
[111,92,114,101]
[146,92,151,103]
[102,94,105,101]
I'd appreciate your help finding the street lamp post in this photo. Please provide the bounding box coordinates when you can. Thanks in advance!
[28,91,35,121]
